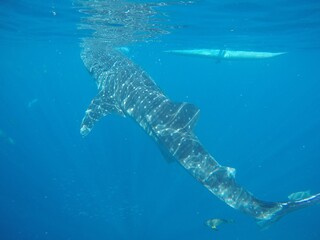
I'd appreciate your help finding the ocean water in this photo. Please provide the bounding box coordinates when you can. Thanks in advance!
[0,0,320,240]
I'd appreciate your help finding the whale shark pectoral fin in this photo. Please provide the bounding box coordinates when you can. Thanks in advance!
[80,90,124,136]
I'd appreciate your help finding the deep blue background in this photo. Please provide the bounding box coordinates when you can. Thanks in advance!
[0,0,320,239]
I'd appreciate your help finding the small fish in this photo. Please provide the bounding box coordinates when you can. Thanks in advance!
[27,98,39,108]
[205,218,234,231]
[288,190,311,201]
[116,47,130,53]
[0,128,15,145]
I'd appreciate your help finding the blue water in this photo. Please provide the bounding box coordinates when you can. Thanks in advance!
[1,0,320,239]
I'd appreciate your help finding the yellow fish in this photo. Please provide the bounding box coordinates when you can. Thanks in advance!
[206,218,234,231]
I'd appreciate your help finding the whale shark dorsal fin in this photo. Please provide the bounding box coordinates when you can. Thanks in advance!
[163,102,200,131]
[80,90,124,136]
[154,102,200,163]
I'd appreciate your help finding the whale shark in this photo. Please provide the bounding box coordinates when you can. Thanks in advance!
[80,39,320,227]
[165,49,286,60]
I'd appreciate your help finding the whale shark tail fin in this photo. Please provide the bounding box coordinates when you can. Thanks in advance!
[257,193,320,229]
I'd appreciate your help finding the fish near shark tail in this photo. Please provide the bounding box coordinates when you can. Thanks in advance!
[256,193,320,229]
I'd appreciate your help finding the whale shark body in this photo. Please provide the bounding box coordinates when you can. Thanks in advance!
[80,39,320,227]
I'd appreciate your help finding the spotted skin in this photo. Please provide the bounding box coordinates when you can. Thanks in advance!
[80,40,320,226]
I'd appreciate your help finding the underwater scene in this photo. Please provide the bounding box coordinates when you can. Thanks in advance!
[0,0,320,239]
